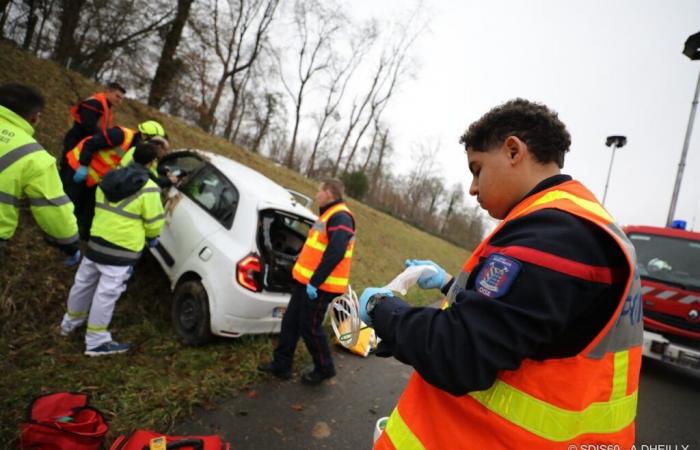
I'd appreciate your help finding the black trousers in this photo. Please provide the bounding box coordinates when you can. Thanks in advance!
[273,281,335,374]
[60,164,95,240]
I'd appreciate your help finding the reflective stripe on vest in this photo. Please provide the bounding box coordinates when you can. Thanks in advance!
[0,142,43,173]
[292,202,354,293]
[66,127,135,186]
[380,180,641,448]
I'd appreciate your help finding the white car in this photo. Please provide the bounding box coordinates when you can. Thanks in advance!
[150,149,316,345]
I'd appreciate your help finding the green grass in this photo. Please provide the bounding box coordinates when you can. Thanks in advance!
[0,40,469,446]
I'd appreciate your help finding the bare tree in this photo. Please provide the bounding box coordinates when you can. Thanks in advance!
[148,0,195,108]
[442,183,465,234]
[305,24,374,176]
[340,22,422,174]
[278,0,345,169]
[191,0,278,133]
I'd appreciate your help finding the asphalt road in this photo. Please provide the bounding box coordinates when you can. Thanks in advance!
[175,348,700,449]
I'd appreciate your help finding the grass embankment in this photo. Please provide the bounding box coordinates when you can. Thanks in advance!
[0,40,469,445]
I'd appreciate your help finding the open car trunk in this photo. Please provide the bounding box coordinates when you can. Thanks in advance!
[257,209,312,293]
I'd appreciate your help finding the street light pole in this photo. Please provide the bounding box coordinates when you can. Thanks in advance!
[666,31,700,226]
[603,135,627,207]
[666,65,700,226]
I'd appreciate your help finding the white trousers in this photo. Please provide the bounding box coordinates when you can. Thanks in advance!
[60,257,132,350]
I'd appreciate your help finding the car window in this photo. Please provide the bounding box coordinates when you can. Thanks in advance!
[159,152,206,181]
[181,166,239,228]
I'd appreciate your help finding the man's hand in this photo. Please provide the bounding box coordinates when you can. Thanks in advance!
[405,259,448,290]
[147,237,160,248]
[64,249,81,266]
[359,287,393,326]
[306,284,318,300]
[73,165,88,183]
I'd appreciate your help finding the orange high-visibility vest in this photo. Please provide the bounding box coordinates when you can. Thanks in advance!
[66,127,135,187]
[292,202,355,294]
[69,92,112,137]
[375,179,643,450]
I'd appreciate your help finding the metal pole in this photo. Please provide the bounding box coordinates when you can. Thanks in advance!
[666,66,700,226]
[602,142,618,206]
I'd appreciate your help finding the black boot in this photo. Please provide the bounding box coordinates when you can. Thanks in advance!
[300,366,336,386]
[257,362,292,380]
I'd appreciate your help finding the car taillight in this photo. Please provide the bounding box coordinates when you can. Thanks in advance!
[237,255,262,292]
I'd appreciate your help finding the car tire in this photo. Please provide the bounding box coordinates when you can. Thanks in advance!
[172,280,213,346]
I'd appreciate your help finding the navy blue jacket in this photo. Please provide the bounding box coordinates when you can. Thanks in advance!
[78,127,141,167]
[309,199,355,290]
[370,175,628,396]
[62,97,111,153]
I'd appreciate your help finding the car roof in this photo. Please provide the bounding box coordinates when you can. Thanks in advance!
[189,149,316,221]
[624,225,700,241]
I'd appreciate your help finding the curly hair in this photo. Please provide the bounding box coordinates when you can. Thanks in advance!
[458,99,571,168]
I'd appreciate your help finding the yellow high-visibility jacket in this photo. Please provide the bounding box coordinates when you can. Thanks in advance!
[87,174,164,265]
[0,105,79,248]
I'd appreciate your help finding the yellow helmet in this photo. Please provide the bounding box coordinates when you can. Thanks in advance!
[138,120,166,138]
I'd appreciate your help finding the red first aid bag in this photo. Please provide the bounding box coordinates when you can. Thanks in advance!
[18,392,108,450]
[110,430,230,450]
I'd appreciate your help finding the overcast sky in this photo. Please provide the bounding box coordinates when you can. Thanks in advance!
[349,0,700,231]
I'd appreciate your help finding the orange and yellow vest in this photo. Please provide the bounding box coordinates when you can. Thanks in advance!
[69,92,112,138]
[375,179,643,450]
[66,127,135,187]
[292,202,355,294]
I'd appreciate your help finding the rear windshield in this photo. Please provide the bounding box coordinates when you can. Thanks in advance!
[628,233,700,292]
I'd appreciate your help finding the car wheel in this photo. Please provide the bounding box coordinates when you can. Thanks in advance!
[172,280,213,346]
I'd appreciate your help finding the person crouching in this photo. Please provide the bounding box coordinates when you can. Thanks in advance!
[59,142,165,356]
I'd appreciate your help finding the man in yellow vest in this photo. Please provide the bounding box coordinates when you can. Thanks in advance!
[258,178,356,385]
[59,141,165,356]
[0,83,80,264]
[360,99,642,449]
[62,120,166,238]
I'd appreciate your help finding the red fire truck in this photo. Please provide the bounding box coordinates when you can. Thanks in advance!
[624,224,700,371]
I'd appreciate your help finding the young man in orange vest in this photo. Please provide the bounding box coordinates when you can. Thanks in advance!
[60,82,125,169]
[258,178,356,385]
[360,99,642,449]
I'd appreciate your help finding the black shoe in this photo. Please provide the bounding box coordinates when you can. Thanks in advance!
[257,362,292,380]
[300,366,336,386]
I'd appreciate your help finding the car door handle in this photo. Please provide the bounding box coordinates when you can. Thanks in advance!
[199,247,212,261]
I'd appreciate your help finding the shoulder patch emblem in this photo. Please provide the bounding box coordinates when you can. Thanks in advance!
[475,253,522,299]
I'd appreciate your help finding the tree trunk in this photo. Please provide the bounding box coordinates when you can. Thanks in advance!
[33,0,55,54]
[198,76,227,132]
[0,0,12,38]
[251,94,274,154]
[53,0,86,67]
[285,94,303,169]
[21,0,37,49]
[148,0,194,108]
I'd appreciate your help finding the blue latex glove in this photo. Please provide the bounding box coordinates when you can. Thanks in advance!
[147,237,160,248]
[306,283,318,300]
[73,165,88,183]
[359,287,393,326]
[64,249,81,266]
[405,259,447,290]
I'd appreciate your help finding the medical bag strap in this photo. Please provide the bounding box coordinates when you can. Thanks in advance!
[140,439,204,450]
